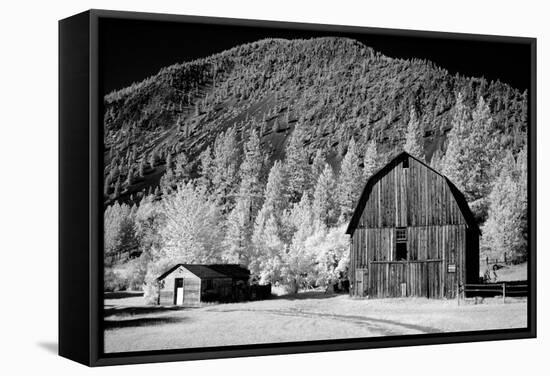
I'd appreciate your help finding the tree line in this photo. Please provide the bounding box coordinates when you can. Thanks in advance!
[105,91,528,298]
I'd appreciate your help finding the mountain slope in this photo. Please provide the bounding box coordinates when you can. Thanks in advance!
[103,37,527,205]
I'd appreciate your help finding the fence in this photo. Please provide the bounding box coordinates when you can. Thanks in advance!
[462,281,528,303]
[481,254,527,266]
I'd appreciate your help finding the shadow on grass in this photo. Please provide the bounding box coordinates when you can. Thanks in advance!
[271,291,344,301]
[104,291,144,299]
[104,316,185,330]
[104,305,188,318]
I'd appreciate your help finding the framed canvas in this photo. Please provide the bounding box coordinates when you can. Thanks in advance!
[59,9,537,366]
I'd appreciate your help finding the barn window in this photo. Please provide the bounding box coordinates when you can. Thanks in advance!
[402,158,409,169]
[205,279,214,290]
[395,227,407,261]
[396,227,407,241]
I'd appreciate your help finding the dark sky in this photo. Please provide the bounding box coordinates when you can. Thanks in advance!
[99,17,532,95]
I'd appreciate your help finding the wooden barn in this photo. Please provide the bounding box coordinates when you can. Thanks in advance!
[156,264,251,306]
[347,152,480,299]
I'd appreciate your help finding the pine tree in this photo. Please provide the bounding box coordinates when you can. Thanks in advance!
[285,123,310,203]
[139,158,146,177]
[357,113,371,155]
[149,151,157,169]
[442,93,470,192]
[430,148,444,171]
[223,130,265,265]
[403,107,425,160]
[272,119,279,133]
[443,95,497,203]
[257,161,288,221]
[172,153,191,184]
[260,118,266,136]
[337,139,362,222]
[198,146,214,191]
[482,149,528,261]
[362,140,378,179]
[211,127,240,213]
[312,163,337,228]
[104,176,111,196]
[126,168,134,185]
[238,129,264,215]
[113,178,121,197]
[310,149,326,185]
[160,152,190,194]
[224,196,251,264]
[468,96,499,199]
[251,161,288,282]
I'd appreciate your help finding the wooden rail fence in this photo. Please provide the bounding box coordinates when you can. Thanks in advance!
[462,281,528,303]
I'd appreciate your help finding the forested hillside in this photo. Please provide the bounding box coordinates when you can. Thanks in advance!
[103,37,528,298]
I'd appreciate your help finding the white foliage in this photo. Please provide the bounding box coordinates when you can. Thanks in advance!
[160,182,223,263]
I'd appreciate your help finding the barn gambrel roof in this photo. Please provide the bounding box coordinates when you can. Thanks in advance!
[345,151,481,236]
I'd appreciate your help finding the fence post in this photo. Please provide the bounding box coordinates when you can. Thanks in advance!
[502,283,506,304]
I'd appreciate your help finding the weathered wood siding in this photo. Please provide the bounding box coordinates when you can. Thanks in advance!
[158,266,201,306]
[349,156,477,299]
[357,158,466,228]
[201,277,233,302]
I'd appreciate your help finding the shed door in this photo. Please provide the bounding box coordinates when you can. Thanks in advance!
[174,278,184,305]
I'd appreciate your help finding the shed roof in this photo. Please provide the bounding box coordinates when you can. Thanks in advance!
[345,151,481,236]
[208,264,251,280]
[157,264,250,281]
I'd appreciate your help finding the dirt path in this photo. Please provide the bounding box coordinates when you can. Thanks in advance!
[209,307,439,336]
[103,294,527,353]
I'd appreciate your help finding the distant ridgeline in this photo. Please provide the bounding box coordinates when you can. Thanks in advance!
[102,37,528,293]
[103,37,526,206]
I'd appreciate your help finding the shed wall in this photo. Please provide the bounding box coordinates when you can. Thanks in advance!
[158,267,201,306]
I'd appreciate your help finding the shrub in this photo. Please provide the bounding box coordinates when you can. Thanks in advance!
[104,268,128,292]
[116,258,148,291]
[142,281,160,305]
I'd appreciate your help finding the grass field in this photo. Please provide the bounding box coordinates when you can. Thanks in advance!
[494,263,528,282]
[103,291,527,353]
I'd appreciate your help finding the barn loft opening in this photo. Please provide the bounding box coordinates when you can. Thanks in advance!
[402,157,409,168]
[396,227,407,261]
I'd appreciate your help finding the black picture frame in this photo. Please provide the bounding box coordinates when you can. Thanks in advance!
[59,9,537,367]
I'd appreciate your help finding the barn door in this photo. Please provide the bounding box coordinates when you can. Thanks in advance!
[426,261,443,299]
[174,278,184,305]
[355,268,368,297]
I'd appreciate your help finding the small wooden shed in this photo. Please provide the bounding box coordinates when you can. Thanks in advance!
[347,152,480,299]
[156,264,251,306]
